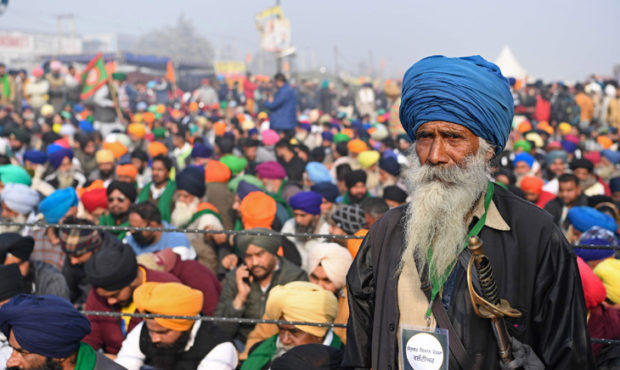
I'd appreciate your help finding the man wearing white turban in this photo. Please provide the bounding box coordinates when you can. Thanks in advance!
[0,183,39,233]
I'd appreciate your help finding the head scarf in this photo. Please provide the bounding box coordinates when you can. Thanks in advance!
[513,140,532,153]
[23,150,47,165]
[331,205,366,235]
[305,162,333,184]
[344,170,367,189]
[399,55,513,153]
[205,160,231,183]
[576,257,606,309]
[520,176,544,195]
[383,185,407,204]
[228,174,264,194]
[59,222,103,257]
[347,139,368,154]
[191,143,213,159]
[602,150,620,165]
[147,142,168,158]
[0,233,34,262]
[95,149,115,164]
[256,161,286,180]
[307,241,353,290]
[568,206,617,233]
[513,152,534,169]
[48,147,73,169]
[107,180,137,203]
[39,188,78,223]
[546,150,568,168]
[0,294,91,358]
[103,142,128,160]
[240,192,276,229]
[289,191,322,215]
[265,282,338,337]
[1,183,39,215]
[220,154,248,175]
[261,129,280,146]
[0,165,31,186]
[333,133,350,144]
[127,123,146,139]
[237,181,263,200]
[574,226,617,262]
[357,151,380,169]
[379,157,400,177]
[85,245,138,291]
[311,182,340,203]
[134,282,203,331]
[0,264,24,302]
[594,258,620,304]
[115,164,138,181]
[176,166,206,198]
[236,228,280,256]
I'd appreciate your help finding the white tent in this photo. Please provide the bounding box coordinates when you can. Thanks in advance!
[494,45,529,81]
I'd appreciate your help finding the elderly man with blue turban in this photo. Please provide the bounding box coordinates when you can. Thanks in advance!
[344,55,593,369]
[0,294,124,369]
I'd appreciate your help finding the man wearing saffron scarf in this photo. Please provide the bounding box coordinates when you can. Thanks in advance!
[0,294,123,369]
[344,55,592,369]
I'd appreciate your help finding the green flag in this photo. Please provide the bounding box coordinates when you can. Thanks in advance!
[81,52,108,99]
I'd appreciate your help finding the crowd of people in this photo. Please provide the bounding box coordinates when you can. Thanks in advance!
[0,56,618,369]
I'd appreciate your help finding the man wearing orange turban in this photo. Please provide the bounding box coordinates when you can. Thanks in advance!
[147,142,168,158]
[115,282,237,369]
[240,191,276,229]
[115,164,138,183]
[520,175,556,208]
[103,141,128,160]
[204,160,235,230]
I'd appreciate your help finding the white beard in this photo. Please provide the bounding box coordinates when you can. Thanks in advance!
[170,198,200,228]
[400,139,491,282]
[0,212,26,233]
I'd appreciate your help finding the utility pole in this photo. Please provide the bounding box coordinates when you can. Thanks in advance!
[275,0,282,74]
[333,45,339,77]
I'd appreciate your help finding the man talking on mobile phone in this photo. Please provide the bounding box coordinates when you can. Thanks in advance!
[214,228,307,351]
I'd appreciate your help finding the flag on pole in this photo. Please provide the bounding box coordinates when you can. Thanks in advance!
[81,53,108,100]
[166,60,176,85]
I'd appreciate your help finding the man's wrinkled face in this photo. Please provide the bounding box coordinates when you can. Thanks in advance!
[513,161,531,176]
[320,198,334,215]
[244,244,277,280]
[278,323,322,348]
[414,121,482,168]
[293,210,317,228]
[175,189,195,205]
[558,181,581,206]
[107,189,131,217]
[151,160,170,186]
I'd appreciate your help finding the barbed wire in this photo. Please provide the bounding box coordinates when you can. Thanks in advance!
[81,311,346,328]
[78,311,620,344]
[0,221,366,239]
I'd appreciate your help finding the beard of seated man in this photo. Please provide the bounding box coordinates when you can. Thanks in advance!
[171,198,200,228]
[0,212,26,233]
[56,169,75,189]
[148,329,191,369]
[400,138,491,283]
[7,357,64,370]
[294,216,317,241]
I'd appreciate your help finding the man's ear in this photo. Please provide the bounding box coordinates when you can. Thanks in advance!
[485,147,494,161]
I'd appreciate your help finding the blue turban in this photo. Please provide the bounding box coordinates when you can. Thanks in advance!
[299,123,312,132]
[48,147,73,169]
[46,143,63,156]
[237,180,263,200]
[289,191,322,215]
[602,150,620,165]
[561,140,578,154]
[399,55,514,153]
[545,150,568,168]
[23,150,47,165]
[79,120,94,133]
[0,294,91,358]
[248,128,259,137]
[176,166,206,198]
[39,188,78,223]
[513,152,535,168]
[311,182,340,203]
[575,226,616,261]
[322,131,334,142]
[379,156,400,177]
[190,142,213,159]
[305,162,333,184]
[568,206,617,233]
[73,104,84,113]
[610,177,620,193]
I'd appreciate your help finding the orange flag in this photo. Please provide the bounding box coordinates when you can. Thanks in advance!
[166,60,175,85]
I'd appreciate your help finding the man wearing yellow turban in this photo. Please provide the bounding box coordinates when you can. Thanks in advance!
[116,282,237,369]
[242,281,341,370]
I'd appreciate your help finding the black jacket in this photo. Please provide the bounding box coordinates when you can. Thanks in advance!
[544,193,589,228]
[343,185,594,370]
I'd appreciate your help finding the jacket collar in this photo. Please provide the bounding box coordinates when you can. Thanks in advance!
[470,184,511,231]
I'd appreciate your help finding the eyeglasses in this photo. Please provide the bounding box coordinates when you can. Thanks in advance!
[107,196,126,203]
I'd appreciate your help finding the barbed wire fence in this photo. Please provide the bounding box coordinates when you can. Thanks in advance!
[2,220,619,345]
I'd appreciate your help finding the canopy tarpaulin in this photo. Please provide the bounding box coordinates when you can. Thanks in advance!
[494,45,529,81]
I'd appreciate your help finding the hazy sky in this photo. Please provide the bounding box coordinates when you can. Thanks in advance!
[2,0,619,80]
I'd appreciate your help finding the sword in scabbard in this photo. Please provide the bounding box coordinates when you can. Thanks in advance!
[466,236,522,364]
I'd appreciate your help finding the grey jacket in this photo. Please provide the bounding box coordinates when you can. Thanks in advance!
[214,257,307,343]
[95,351,127,369]
[31,260,70,300]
